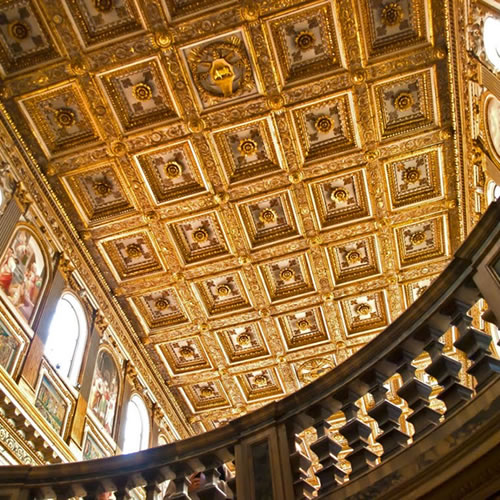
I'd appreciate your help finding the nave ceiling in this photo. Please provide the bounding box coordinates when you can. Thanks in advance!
[0,0,476,430]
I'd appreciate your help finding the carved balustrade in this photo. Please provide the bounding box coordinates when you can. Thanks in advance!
[0,200,499,499]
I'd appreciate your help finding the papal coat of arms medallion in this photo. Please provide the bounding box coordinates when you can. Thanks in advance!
[186,35,256,107]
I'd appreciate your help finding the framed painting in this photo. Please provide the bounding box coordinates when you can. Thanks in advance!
[82,429,107,461]
[89,349,120,436]
[0,317,21,374]
[0,226,48,324]
[34,363,74,436]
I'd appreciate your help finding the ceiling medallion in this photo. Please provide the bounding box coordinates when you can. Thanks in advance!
[93,181,112,196]
[155,297,169,310]
[8,20,29,40]
[346,250,361,264]
[331,186,349,203]
[180,346,195,361]
[216,284,231,297]
[267,94,285,110]
[298,358,334,384]
[126,243,143,258]
[192,228,209,243]
[410,231,426,245]
[394,92,414,111]
[94,0,113,12]
[200,386,214,398]
[280,268,295,282]
[295,31,315,51]
[253,374,268,388]
[403,167,421,183]
[133,82,153,102]
[55,108,76,128]
[297,319,311,332]
[236,333,251,347]
[315,115,333,134]
[155,31,173,49]
[356,303,371,316]
[381,2,403,26]
[238,138,258,156]
[188,37,252,99]
[259,208,277,224]
[164,161,182,179]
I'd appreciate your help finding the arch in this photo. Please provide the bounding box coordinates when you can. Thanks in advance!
[0,224,49,324]
[89,349,120,436]
[483,16,500,71]
[44,291,88,385]
[157,434,169,446]
[487,180,500,205]
[122,394,150,453]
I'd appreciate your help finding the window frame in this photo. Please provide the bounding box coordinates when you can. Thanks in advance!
[122,393,150,453]
[483,16,500,72]
[44,290,89,386]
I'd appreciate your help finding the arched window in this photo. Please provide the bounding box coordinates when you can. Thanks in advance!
[0,227,48,323]
[157,434,168,446]
[45,292,87,385]
[89,350,120,435]
[122,395,150,453]
[487,180,500,205]
[484,17,500,71]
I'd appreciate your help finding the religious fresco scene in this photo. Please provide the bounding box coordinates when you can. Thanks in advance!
[0,0,496,497]
[34,374,68,435]
[89,350,119,435]
[0,318,20,373]
[0,229,46,322]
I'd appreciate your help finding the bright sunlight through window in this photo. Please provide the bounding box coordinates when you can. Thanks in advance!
[484,17,500,71]
[122,395,150,454]
[45,293,87,384]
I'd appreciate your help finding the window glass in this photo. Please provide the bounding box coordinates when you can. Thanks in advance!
[45,293,87,384]
[122,395,150,453]
[487,181,500,205]
[484,17,500,71]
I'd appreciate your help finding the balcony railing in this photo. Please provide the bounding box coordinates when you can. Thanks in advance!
[0,200,499,500]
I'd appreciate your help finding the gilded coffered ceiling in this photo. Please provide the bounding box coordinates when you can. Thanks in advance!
[0,0,467,430]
